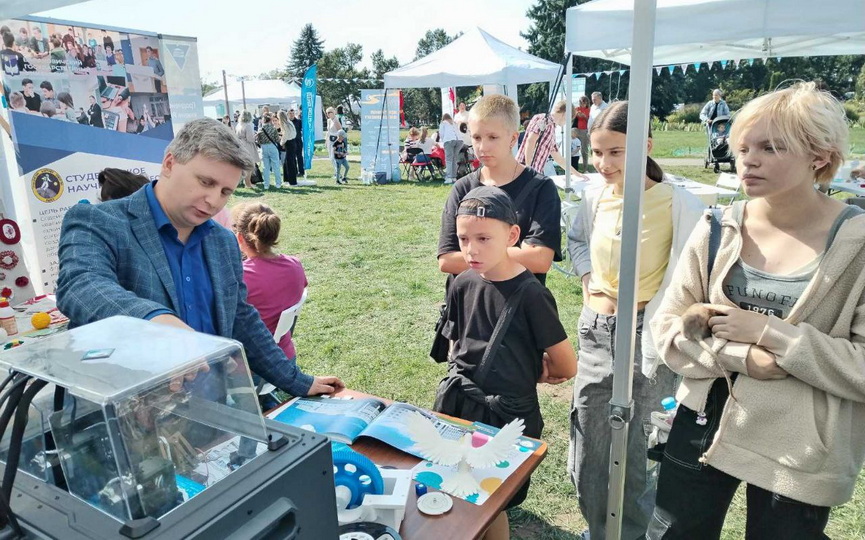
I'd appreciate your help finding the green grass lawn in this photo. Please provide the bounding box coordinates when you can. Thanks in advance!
[236,155,865,539]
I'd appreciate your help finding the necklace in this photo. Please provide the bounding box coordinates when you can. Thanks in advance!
[481,160,521,186]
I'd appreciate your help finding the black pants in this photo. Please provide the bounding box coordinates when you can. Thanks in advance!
[646,378,830,540]
[294,139,304,175]
[283,140,298,185]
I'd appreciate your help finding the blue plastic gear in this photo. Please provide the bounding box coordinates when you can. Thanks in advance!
[332,448,384,509]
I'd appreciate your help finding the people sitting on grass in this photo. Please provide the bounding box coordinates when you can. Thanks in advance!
[435,186,577,540]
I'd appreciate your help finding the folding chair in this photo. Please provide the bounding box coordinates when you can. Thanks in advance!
[714,172,741,205]
[258,287,309,397]
[402,147,422,179]
[410,150,436,182]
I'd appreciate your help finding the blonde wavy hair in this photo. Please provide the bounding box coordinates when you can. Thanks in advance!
[729,82,848,186]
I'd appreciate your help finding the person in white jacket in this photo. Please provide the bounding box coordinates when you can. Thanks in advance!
[566,101,704,540]
[648,82,865,539]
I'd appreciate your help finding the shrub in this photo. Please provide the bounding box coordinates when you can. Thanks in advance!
[666,104,702,124]
[844,103,860,123]
[724,89,757,112]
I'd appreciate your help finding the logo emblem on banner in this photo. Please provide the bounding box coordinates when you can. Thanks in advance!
[31,169,64,203]
[169,44,190,70]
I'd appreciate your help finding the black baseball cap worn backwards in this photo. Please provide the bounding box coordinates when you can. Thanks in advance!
[456,185,518,226]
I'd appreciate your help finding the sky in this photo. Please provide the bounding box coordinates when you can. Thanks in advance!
[35,0,535,82]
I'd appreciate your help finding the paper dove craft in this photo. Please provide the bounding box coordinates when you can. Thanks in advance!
[405,411,525,497]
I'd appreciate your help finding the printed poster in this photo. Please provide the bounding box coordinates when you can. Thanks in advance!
[360,89,400,179]
[0,18,199,292]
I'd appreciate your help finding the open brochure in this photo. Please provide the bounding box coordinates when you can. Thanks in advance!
[266,396,541,462]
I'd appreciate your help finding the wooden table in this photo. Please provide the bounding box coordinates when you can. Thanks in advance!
[336,389,548,539]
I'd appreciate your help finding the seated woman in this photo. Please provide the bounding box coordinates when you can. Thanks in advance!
[231,202,308,365]
[402,126,421,161]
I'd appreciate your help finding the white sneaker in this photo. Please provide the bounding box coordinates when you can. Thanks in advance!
[443,178,455,185]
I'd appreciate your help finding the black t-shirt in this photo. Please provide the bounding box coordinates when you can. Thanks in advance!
[437,167,562,285]
[442,269,567,398]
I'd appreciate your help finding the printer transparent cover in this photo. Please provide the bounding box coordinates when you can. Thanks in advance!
[0,316,270,522]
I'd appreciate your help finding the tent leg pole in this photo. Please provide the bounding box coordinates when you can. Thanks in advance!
[565,53,573,193]
[605,0,657,538]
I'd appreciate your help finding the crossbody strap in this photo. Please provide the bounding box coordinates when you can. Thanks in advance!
[513,176,543,210]
[706,207,723,287]
[262,127,279,146]
[473,278,534,387]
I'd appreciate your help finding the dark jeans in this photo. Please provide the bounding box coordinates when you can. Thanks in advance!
[295,138,304,175]
[646,378,830,540]
[283,139,298,185]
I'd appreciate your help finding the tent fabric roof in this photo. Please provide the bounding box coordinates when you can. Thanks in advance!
[565,0,865,66]
[384,27,560,88]
[202,79,301,106]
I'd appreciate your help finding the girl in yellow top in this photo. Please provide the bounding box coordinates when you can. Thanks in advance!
[566,101,704,540]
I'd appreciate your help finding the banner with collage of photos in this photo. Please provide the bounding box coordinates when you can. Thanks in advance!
[0,18,201,293]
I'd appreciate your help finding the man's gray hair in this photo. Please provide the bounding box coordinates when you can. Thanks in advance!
[165,118,253,172]
[591,91,602,98]
[240,110,252,123]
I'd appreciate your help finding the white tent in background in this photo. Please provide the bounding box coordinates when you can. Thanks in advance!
[563,0,865,537]
[202,79,324,140]
[384,26,561,113]
[566,0,865,66]
[385,27,561,89]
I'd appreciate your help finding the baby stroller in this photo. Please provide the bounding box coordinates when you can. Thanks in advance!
[704,116,736,173]
[456,144,480,178]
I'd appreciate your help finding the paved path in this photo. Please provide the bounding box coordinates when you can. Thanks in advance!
[655,157,704,167]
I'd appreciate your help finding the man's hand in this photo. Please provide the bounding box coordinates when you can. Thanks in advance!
[745,346,788,380]
[537,353,569,385]
[705,304,769,345]
[307,376,345,396]
[151,313,194,331]
[150,314,206,391]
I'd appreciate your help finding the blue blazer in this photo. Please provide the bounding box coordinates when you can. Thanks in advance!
[56,188,313,396]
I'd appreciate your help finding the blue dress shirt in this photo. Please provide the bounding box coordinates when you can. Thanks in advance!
[143,182,217,335]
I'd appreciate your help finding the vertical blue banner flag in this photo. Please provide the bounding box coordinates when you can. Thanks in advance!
[302,65,317,170]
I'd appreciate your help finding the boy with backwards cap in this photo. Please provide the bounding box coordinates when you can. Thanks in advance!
[434,185,577,539]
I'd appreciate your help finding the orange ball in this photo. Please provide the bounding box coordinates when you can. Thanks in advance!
[31,312,51,330]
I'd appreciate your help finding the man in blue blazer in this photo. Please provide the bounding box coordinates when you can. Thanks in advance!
[57,118,342,397]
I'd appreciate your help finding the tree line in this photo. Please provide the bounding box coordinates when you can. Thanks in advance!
[203,1,865,127]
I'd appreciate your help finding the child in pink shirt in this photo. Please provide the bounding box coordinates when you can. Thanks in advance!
[231,202,307,360]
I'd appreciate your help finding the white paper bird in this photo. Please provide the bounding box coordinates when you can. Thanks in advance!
[406,411,525,497]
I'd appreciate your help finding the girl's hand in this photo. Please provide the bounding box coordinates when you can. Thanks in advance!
[745,346,788,380]
[705,304,769,344]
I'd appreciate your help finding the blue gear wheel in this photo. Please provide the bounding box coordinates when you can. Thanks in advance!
[332,448,384,509]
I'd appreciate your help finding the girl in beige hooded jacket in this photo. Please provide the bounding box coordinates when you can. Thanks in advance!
[648,82,865,539]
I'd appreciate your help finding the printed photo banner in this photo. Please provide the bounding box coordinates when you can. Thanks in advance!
[0,17,200,292]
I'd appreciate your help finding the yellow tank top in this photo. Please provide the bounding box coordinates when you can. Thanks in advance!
[588,182,674,302]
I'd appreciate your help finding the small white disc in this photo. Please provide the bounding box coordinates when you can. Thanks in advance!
[417,492,453,516]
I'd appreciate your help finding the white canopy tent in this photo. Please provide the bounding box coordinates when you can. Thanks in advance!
[202,79,323,140]
[563,0,865,537]
[566,0,865,66]
[385,27,561,90]
[384,26,562,112]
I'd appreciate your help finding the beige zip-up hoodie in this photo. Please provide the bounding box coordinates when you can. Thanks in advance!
[651,202,865,507]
